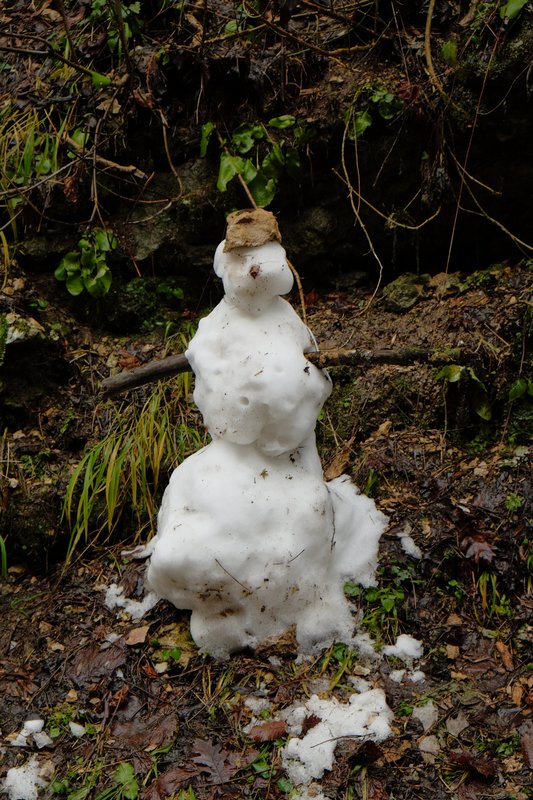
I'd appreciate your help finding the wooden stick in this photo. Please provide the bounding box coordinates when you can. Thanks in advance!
[100,347,464,397]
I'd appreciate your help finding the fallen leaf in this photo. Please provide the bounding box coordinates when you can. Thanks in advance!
[301,714,321,735]
[112,710,178,752]
[461,536,494,564]
[142,766,199,800]
[448,749,498,778]
[248,720,287,742]
[520,726,533,768]
[495,640,514,671]
[446,711,470,737]
[125,625,150,646]
[69,641,127,685]
[191,739,237,784]
[446,644,460,660]
[324,437,355,480]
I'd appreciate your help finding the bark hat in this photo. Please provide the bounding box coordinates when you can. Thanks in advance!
[224,209,282,251]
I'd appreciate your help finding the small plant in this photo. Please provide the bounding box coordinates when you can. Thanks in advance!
[55,229,117,298]
[95,763,138,800]
[201,116,311,207]
[437,364,492,421]
[505,492,524,512]
[62,355,204,563]
[476,572,513,620]
[88,0,143,58]
[346,85,404,138]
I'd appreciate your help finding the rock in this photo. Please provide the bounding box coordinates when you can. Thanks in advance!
[381,273,430,312]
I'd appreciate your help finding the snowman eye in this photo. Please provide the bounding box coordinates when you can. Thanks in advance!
[249,264,261,279]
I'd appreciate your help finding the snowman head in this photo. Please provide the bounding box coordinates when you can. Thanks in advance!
[214,240,294,311]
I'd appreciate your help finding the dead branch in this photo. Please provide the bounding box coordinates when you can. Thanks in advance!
[100,346,464,397]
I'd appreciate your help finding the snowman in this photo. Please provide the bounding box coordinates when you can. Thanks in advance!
[147,210,387,658]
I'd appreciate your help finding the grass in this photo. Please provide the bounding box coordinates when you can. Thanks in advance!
[0,100,74,241]
[63,351,205,564]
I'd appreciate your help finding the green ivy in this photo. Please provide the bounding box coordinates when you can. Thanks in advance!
[55,228,117,298]
[200,116,310,207]
[347,86,404,139]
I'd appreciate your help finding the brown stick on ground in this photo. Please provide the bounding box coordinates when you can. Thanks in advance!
[100,347,463,397]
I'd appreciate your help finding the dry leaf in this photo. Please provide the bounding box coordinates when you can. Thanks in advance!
[324,437,355,480]
[142,766,198,800]
[191,739,237,784]
[125,625,150,646]
[248,720,287,742]
[446,644,460,660]
[495,640,514,671]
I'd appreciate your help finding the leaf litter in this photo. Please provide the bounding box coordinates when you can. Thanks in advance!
[1,265,532,800]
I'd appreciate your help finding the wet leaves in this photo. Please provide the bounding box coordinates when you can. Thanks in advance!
[248,720,288,742]
[191,739,238,784]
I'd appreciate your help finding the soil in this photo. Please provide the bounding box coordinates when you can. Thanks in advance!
[0,2,532,797]
[1,258,531,800]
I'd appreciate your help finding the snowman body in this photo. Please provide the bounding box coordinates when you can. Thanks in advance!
[147,238,387,658]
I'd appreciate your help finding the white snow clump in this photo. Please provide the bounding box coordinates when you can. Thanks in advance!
[2,756,48,800]
[146,223,388,658]
[281,690,393,793]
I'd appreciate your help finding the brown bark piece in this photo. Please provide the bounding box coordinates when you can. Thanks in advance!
[224,208,282,250]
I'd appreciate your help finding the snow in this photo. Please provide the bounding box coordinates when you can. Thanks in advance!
[103,583,158,620]
[280,690,393,794]
[382,634,424,663]
[146,229,388,658]
[2,756,48,800]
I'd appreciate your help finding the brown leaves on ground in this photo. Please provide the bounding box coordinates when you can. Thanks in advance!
[248,720,288,742]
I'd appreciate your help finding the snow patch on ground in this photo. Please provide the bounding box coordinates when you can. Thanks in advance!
[103,583,159,620]
[2,756,48,800]
[280,690,393,798]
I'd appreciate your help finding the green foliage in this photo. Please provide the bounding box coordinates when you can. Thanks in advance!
[0,533,7,579]
[347,86,404,139]
[441,40,458,66]
[96,763,138,800]
[88,0,143,57]
[0,104,70,239]
[62,362,204,563]
[500,0,529,21]
[505,492,524,512]
[200,117,309,207]
[508,377,533,402]
[437,364,492,421]
[55,229,117,298]
[476,572,513,620]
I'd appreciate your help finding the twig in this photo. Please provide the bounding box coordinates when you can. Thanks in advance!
[65,136,147,179]
[100,346,467,397]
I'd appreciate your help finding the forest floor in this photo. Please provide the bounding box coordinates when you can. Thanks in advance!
[1,262,532,800]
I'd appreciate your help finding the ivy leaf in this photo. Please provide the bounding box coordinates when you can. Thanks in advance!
[500,0,529,20]
[93,229,116,252]
[436,364,463,383]
[200,121,215,157]
[268,114,296,129]
[217,153,245,191]
[65,274,85,296]
[240,158,258,185]
[351,109,373,138]
[261,145,285,180]
[508,378,527,402]
[231,122,264,153]
[248,174,276,207]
